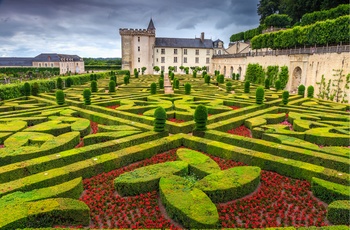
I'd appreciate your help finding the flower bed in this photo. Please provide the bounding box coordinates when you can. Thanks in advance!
[167,118,185,123]
[227,125,252,138]
[75,121,99,148]
[59,148,330,229]
[229,106,241,110]
[106,105,120,110]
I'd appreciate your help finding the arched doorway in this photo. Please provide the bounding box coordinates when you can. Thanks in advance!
[224,66,226,76]
[230,66,233,78]
[238,67,242,80]
[292,67,302,93]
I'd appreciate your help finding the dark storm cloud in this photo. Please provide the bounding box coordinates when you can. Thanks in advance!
[0,0,259,57]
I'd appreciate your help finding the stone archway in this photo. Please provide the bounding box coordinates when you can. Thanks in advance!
[291,67,302,93]
[238,67,242,80]
[224,66,226,76]
[230,66,233,78]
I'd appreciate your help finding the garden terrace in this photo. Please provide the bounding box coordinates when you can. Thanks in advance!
[0,73,348,229]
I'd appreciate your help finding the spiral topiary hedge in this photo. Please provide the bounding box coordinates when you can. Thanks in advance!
[153,106,166,132]
[55,90,65,105]
[256,87,265,104]
[194,105,208,131]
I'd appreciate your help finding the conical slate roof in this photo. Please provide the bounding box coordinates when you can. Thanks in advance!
[147,18,155,31]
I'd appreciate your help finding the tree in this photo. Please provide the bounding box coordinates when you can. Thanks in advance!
[193,105,208,131]
[278,66,289,90]
[153,66,160,73]
[83,88,91,105]
[275,80,281,91]
[257,0,281,23]
[256,87,265,104]
[307,85,314,98]
[91,80,97,93]
[141,67,147,75]
[244,81,250,93]
[184,83,191,95]
[57,77,63,89]
[264,14,292,28]
[159,78,164,89]
[298,85,305,97]
[226,82,233,93]
[56,90,65,105]
[31,82,39,96]
[150,82,157,94]
[23,82,31,99]
[153,107,166,132]
[109,80,116,93]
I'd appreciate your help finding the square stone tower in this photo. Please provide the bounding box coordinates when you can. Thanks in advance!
[119,19,156,74]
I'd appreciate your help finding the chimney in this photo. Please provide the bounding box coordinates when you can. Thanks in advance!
[200,32,204,42]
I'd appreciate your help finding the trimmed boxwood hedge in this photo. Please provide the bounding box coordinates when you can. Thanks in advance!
[327,200,350,225]
[114,161,188,196]
[311,177,350,204]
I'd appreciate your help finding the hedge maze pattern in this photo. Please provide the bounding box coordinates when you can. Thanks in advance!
[0,73,349,229]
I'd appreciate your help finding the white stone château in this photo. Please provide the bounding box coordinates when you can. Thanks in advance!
[119,19,225,74]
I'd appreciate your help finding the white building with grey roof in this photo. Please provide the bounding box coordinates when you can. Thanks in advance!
[0,53,84,75]
[119,19,225,74]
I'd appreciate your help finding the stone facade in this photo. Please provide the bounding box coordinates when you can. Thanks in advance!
[119,19,225,74]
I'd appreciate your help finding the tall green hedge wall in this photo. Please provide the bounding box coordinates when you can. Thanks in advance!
[251,16,349,49]
[301,4,350,26]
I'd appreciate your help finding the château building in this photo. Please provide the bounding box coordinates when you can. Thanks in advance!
[119,19,225,74]
[0,53,85,75]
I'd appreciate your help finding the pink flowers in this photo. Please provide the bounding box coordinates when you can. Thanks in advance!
[167,118,185,123]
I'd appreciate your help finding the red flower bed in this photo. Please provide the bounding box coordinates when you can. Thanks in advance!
[106,105,120,110]
[229,106,241,110]
[75,121,99,148]
[280,120,293,130]
[227,125,252,138]
[0,145,4,148]
[167,118,185,123]
[56,147,330,229]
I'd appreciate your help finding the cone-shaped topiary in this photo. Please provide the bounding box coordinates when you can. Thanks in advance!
[153,106,166,132]
[184,83,191,95]
[57,77,63,90]
[218,74,224,84]
[91,80,98,92]
[110,75,117,83]
[307,85,314,98]
[123,76,128,85]
[170,72,175,80]
[150,82,157,94]
[56,90,65,105]
[204,75,210,85]
[31,82,39,96]
[275,80,281,91]
[109,80,116,93]
[244,81,250,93]
[256,87,265,104]
[66,77,73,87]
[83,88,91,105]
[23,82,31,98]
[282,90,289,105]
[159,78,164,89]
[236,74,240,80]
[226,82,232,93]
[264,78,270,89]
[298,84,305,97]
[160,71,164,79]
[194,105,208,131]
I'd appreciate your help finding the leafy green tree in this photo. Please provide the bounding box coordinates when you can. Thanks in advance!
[153,66,160,73]
[278,66,289,89]
[193,70,197,78]
[141,67,147,75]
[193,105,208,131]
[245,63,265,84]
[31,82,39,96]
[264,14,292,28]
[275,80,281,91]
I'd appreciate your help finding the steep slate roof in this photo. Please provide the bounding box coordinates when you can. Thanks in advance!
[0,57,33,66]
[33,53,82,62]
[147,18,155,31]
[155,37,213,49]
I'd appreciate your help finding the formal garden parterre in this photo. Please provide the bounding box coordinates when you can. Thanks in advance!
[0,71,349,229]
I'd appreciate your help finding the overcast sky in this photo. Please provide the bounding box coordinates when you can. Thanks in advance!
[0,0,259,58]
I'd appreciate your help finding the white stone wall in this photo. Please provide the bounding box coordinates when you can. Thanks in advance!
[153,47,212,73]
[211,52,350,100]
[132,35,154,74]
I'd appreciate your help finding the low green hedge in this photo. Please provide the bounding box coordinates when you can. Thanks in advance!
[196,166,261,203]
[0,131,166,184]
[176,148,220,179]
[0,134,183,196]
[327,200,350,225]
[83,130,141,146]
[311,177,350,203]
[159,175,219,229]
[97,124,139,132]
[0,198,89,229]
[114,161,188,196]
[244,113,286,129]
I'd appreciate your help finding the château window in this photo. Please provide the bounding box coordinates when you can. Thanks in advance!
[138,46,140,52]
[39,63,42,67]
[138,57,140,63]
[174,57,177,63]
[161,49,165,54]
[138,37,140,42]
[195,49,199,55]
[156,58,158,62]
[184,49,187,55]
[45,63,47,67]
[206,50,210,55]
[184,57,187,63]
[206,57,210,64]
[51,63,54,67]
[161,66,165,72]
[218,50,221,55]
[161,57,165,63]
[174,49,178,54]
[195,57,199,63]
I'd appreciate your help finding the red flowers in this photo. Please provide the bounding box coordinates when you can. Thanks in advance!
[106,105,120,110]
[167,118,185,123]
[59,148,328,229]
[227,125,252,138]
[75,121,98,148]
[229,106,241,110]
